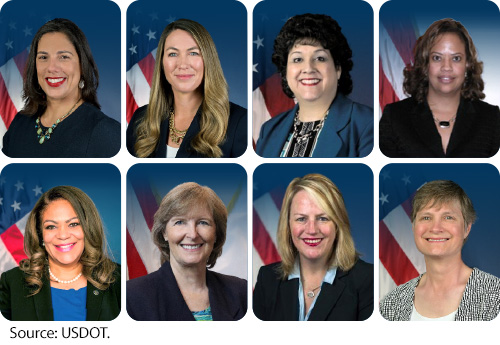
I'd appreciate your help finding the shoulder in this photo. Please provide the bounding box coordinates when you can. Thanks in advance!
[128,104,149,128]
[262,108,294,130]
[208,270,247,295]
[0,266,24,282]
[382,97,418,118]
[469,268,500,292]
[342,96,373,119]
[468,99,500,118]
[256,262,283,282]
[229,102,247,121]
[379,275,419,319]
[127,269,161,293]
[346,259,374,277]
[81,103,120,130]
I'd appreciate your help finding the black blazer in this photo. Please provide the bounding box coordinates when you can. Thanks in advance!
[379,97,500,158]
[126,261,247,321]
[126,102,247,158]
[0,266,121,321]
[253,260,373,321]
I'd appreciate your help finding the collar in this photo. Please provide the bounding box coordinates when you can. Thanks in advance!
[287,260,337,285]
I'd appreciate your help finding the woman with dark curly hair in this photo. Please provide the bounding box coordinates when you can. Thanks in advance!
[255,13,373,157]
[126,182,247,321]
[2,18,120,158]
[380,18,500,158]
[0,186,120,321]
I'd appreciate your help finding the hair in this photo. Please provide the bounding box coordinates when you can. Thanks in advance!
[276,174,359,278]
[20,186,116,296]
[411,180,476,228]
[21,18,100,114]
[134,19,229,158]
[271,13,353,99]
[151,182,227,268]
[403,18,484,103]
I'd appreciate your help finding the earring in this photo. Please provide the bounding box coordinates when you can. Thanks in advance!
[79,80,84,89]
[42,241,45,247]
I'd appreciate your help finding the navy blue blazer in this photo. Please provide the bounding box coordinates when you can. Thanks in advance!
[253,260,373,321]
[126,102,247,158]
[0,265,121,321]
[255,94,373,157]
[379,97,500,158]
[126,261,247,321]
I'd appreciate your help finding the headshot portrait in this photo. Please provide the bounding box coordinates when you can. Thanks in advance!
[379,163,500,321]
[0,164,121,321]
[0,0,121,158]
[126,164,247,321]
[253,1,374,157]
[253,164,373,321]
[379,0,500,158]
[126,0,247,158]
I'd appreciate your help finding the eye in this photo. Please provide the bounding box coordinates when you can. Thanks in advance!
[291,57,302,63]
[420,216,431,221]
[452,56,462,62]
[318,216,329,222]
[69,222,80,227]
[445,216,454,220]
[295,216,306,222]
[60,54,71,60]
[431,55,441,62]
[37,55,47,60]
[168,52,178,57]
[44,225,56,230]
[173,220,185,225]
[316,56,327,62]
[189,51,200,56]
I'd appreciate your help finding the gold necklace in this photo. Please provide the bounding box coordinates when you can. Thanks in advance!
[168,108,188,145]
[35,98,81,144]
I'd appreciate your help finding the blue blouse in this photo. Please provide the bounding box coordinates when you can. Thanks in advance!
[51,287,87,321]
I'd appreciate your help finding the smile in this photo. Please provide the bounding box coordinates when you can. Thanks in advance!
[438,76,455,83]
[300,79,320,86]
[180,244,203,250]
[54,243,76,252]
[46,77,66,87]
[426,238,449,242]
[176,74,194,80]
[303,238,322,246]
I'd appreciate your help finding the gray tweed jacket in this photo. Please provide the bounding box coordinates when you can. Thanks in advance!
[380,268,500,321]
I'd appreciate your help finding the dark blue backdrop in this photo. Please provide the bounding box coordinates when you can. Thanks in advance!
[254,163,374,264]
[380,163,500,278]
[126,0,247,108]
[0,164,121,263]
[0,0,121,122]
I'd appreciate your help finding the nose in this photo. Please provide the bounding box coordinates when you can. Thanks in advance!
[177,53,189,69]
[56,224,70,239]
[441,57,452,71]
[430,218,444,232]
[302,59,316,73]
[185,221,199,239]
[304,220,317,234]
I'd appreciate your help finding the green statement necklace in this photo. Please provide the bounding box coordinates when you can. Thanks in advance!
[35,98,81,144]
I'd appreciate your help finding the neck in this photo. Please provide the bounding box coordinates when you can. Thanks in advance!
[427,92,460,113]
[297,96,335,122]
[42,97,82,125]
[423,256,471,288]
[48,259,83,281]
[173,91,203,121]
[299,257,328,279]
[170,260,207,292]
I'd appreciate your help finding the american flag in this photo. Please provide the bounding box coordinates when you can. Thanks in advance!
[0,175,44,274]
[379,12,417,117]
[126,167,247,281]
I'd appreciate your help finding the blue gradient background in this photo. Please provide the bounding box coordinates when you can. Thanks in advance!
[380,163,500,277]
[253,164,374,264]
[126,0,247,108]
[0,0,121,121]
[380,0,500,107]
[127,163,247,279]
[253,0,374,107]
[0,164,121,263]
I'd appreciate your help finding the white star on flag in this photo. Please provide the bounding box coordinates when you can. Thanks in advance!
[14,181,24,191]
[380,193,389,205]
[146,30,156,41]
[33,185,43,196]
[11,200,21,212]
[254,36,264,49]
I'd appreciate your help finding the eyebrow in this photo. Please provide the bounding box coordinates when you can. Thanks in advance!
[43,216,79,225]
[37,50,75,55]
[165,46,200,51]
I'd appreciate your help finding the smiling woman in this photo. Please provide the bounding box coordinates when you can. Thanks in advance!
[126,182,247,321]
[380,180,500,321]
[1,18,120,158]
[253,174,373,321]
[0,186,120,321]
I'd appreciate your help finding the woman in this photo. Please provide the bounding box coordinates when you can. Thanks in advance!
[253,174,373,321]
[1,18,120,158]
[0,186,120,321]
[255,14,373,158]
[379,19,500,158]
[126,19,247,158]
[126,182,247,321]
[380,180,500,321]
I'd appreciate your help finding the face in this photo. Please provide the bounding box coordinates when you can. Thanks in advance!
[289,190,336,265]
[413,200,471,259]
[286,43,341,105]
[162,29,204,96]
[427,33,467,99]
[36,32,81,104]
[42,199,85,268]
[164,204,216,269]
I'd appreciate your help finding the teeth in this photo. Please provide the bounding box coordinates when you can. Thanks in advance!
[301,79,320,85]
[182,244,202,249]
[57,243,74,248]
[427,239,447,242]
[304,239,321,244]
[47,78,64,83]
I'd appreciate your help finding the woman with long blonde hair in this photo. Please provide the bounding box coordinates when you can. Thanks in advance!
[126,19,247,158]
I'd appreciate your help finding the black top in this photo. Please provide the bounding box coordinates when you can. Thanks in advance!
[253,260,373,321]
[2,102,121,158]
[0,265,121,321]
[126,102,247,158]
[126,261,247,321]
[379,97,500,158]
